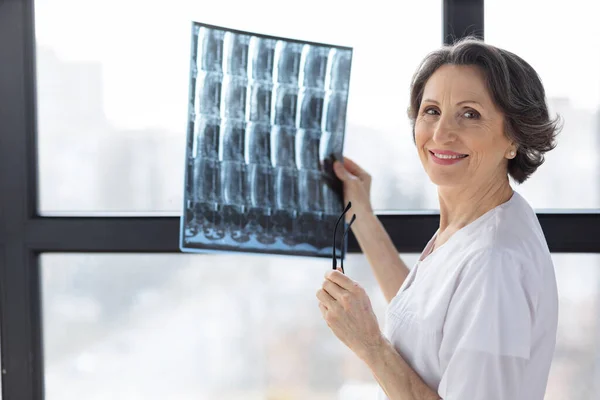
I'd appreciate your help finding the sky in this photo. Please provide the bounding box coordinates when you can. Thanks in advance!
[32,0,600,212]
[33,0,600,133]
[32,0,437,132]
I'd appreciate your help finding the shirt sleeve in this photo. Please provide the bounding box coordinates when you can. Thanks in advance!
[437,249,538,400]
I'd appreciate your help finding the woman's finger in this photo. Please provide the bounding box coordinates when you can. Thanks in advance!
[322,279,346,301]
[342,157,369,180]
[333,160,356,182]
[316,288,337,307]
[325,269,358,292]
[318,302,328,317]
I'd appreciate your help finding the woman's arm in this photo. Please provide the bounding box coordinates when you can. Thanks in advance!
[352,211,411,303]
[364,336,441,400]
[333,158,411,303]
[318,270,439,399]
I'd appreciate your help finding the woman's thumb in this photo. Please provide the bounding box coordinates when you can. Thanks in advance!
[333,160,353,181]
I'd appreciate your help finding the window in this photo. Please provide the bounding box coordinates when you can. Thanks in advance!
[34,0,442,215]
[41,253,418,399]
[42,253,600,399]
[1,0,597,398]
[486,0,600,209]
[549,254,600,399]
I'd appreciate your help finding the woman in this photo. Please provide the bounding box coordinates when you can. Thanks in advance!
[316,37,562,400]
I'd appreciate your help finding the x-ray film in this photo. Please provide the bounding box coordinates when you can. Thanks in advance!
[181,22,352,257]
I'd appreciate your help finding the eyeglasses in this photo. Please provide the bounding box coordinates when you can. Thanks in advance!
[332,201,356,274]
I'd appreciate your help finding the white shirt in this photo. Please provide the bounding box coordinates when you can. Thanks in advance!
[376,191,558,400]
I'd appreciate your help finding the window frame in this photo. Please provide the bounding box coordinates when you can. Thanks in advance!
[1,0,599,398]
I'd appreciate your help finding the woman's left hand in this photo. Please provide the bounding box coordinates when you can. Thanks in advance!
[317,268,384,361]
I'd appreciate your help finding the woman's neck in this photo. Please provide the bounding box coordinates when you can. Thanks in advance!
[437,178,514,235]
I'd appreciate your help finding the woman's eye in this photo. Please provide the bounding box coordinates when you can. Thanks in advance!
[424,107,439,116]
[464,110,480,119]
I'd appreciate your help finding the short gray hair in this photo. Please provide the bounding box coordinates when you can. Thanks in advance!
[408,37,562,184]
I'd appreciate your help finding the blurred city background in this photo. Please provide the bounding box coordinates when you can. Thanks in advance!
[29,0,600,399]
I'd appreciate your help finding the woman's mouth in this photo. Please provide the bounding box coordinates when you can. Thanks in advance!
[429,150,468,165]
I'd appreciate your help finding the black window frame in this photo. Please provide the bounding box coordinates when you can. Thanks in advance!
[1,0,599,398]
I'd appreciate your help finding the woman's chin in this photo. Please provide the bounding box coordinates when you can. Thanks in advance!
[427,172,467,188]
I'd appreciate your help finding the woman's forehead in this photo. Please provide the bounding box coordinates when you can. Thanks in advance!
[423,65,492,104]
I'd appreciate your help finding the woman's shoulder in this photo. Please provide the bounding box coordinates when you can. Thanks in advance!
[432,191,554,292]
[457,226,553,299]
[460,191,551,264]
[451,246,542,308]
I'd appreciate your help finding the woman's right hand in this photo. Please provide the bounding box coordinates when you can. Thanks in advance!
[333,157,374,221]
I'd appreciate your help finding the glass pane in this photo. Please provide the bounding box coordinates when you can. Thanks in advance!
[549,254,600,399]
[41,253,417,399]
[486,1,600,209]
[41,253,600,399]
[34,0,442,215]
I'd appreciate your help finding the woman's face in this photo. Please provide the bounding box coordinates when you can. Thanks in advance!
[414,64,515,190]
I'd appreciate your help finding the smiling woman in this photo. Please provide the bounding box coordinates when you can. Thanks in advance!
[408,45,562,185]
[415,64,517,191]
[325,37,564,400]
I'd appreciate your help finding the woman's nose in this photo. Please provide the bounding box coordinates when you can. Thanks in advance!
[432,114,457,143]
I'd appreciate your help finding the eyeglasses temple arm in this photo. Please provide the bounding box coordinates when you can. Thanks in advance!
[340,213,356,274]
[332,201,352,270]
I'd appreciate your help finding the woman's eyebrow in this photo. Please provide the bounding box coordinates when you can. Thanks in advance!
[422,98,484,108]
[456,100,484,107]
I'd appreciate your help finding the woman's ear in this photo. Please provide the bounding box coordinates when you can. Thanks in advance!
[506,146,517,159]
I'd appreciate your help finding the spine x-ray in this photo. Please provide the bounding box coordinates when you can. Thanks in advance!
[180,22,352,257]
